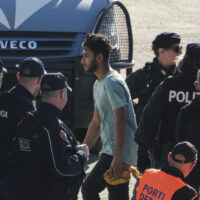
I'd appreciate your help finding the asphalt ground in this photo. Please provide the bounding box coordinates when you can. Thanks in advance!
[78,0,200,199]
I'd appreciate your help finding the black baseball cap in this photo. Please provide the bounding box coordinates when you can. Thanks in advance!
[19,57,45,77]
[152,32,181,49]
[41,73,72,92]
[0,60,7,74]
[171,141,198,164]
[186,43,200,57]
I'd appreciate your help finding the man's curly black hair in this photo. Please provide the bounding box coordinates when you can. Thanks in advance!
[82,33,112,62]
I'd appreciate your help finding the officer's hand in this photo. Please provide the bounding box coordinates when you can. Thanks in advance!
[76,144,89,160]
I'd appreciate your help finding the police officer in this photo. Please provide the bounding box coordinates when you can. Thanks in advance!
[0,57,45,199]
[134,141,198,200]
[135,43,200,172]
[176,68,200,199]
[10,57,45,119]
[0,60,8,199]
[11,73,89,200]
[0,60,7,89]
[126,32,182,122]
[0,57,45,173]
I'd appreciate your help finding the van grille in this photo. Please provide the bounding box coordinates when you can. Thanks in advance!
[0,31,77,59]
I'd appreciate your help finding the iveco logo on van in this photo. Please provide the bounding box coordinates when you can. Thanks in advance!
[0,40,37,50]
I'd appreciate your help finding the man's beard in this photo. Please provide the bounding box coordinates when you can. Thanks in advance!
[86,59,98,74]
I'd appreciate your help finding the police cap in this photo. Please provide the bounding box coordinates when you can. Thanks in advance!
[186,43,200,57]
[0,60,7,74]
[19,57,45,77]
[171,141,198,164]
[152,32,181,49]
[41,73,72,92]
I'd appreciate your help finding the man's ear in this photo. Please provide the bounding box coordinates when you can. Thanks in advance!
[60,89,65,99]
[16,72,20,80]
[194,81,200,91]
[168,152,172,163]
[190,161,196,171]
[158,48,165,56]
[96,53,103,63]
[37,76,43,85]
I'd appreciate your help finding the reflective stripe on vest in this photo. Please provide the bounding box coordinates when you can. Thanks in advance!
[136,169,186,200]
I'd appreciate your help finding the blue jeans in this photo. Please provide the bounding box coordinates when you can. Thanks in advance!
[81,153,129,200]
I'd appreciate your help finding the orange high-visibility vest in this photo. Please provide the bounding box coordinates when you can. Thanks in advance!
[136,169,187,200]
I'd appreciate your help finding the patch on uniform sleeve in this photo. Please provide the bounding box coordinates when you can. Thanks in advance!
[18,138,31,152]
[59,130,67,141]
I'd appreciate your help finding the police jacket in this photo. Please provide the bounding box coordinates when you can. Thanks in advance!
[136,165,197,200]
[36,102,86,177]
[11,102,86,200]
[0,84,35,177]
[135,70,198,152]
[126,57,176,121]
[175,96,200,186]
[9,84,35,122]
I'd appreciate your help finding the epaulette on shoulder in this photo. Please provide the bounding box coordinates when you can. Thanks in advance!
[160,69,167,76]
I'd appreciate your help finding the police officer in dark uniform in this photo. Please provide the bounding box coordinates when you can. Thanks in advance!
[134,141,198,200]
[0,60,8,199]
[9,57,45,121]
[11,73,89,200]
[0,60,7,89]
[176,66,200,199]
[126,32,182,123]
[135,43,200,172]
[0,57,45,199]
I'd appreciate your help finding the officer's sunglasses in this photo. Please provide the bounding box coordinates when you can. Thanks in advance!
[169,45,182,53]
